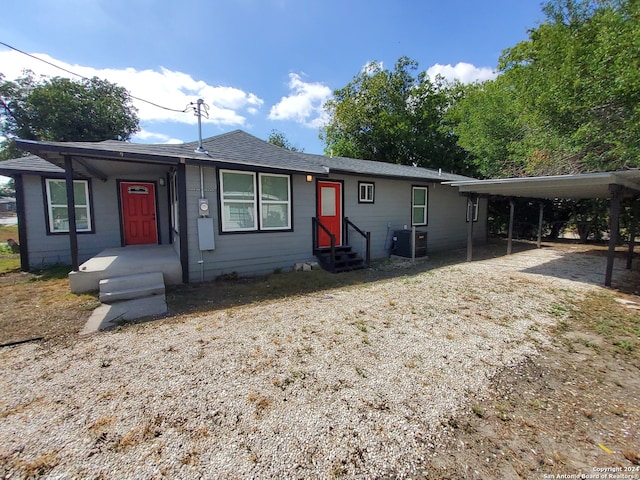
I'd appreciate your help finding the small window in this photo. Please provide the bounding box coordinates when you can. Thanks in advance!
[412,186,428,226]
[358,182,375,203]
[466,197,479,222]
[45,179,92,233]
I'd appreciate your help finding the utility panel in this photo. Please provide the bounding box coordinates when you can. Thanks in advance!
[197,217,215,251]
[392,229,427,258]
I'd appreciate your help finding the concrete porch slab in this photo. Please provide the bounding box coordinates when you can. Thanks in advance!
[80,295,168,335]
[70,245,181,293]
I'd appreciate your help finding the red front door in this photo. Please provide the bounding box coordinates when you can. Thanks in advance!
[120,182,158,245]
[317,181,342,247]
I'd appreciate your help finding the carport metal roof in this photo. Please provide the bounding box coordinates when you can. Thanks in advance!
[444,170,640,288]
[444,170,640,199]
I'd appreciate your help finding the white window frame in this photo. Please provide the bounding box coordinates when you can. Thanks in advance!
[45,178,92,233]
[466,197,479,222]
[258,173,291,230]
[411,186,428,226]
[358,182,375,203]
[220,170,258,232]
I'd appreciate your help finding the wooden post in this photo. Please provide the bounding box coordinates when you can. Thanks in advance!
[177,162,189,284]
[605,185,622,287]
[626,197,638,270]
[14,175,29,271]
[466,195,475,262]
[537,202,544,249]
[64,155,79,272]
[507,198,515,255]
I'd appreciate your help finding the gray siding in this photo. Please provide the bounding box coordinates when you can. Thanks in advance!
[23,164,171,268]
[185,166,317,281]
[186,168,488,281]
[333,174,487,257]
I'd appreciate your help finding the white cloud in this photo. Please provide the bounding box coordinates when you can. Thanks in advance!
[0,50,264,127]
[268,73,332,128]
[133,129,183,144]
[426,62,497,84]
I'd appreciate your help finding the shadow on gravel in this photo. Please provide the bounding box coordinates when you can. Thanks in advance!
[161,237,588,321]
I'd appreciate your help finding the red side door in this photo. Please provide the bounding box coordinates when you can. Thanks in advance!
[120,182,158,245]
[317,181,342,247]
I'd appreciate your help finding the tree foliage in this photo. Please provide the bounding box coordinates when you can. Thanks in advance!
[450,0,640,177]
[0,72,140,160]
[0,178,15,197]
[267,129,303,152]
[321,57,473,174]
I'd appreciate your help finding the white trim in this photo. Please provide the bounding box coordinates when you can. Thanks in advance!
[258,173,291,230]
[219,170,258,232]
[411,186,428,226]
[45,178,91,233]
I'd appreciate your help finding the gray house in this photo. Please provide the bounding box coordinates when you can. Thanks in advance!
[1,130,486,293]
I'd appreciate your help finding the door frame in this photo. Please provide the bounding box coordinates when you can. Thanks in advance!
[117,180,161,246]
[316,179,344,248]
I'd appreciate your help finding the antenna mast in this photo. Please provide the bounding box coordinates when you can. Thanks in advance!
[190,98,209,154]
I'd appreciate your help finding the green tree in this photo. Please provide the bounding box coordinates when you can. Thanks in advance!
[321,57,473,174]
[0,178,15,197]
[0,71,140,159]
[267,129,303,152]
[451,0,640,177]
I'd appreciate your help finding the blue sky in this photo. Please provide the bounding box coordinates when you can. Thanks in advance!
[1,0,545,169]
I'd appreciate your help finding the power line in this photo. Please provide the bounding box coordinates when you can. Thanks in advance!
[0,41,189,114]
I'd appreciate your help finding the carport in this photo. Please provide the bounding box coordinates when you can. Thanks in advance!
[445,170,640,287]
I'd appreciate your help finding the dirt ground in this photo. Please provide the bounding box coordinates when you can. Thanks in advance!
[1,240,639,478]
[427,289,640,479]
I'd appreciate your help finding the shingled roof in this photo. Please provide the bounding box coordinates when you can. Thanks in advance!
[14,130,474,182]
[0,155,64,176]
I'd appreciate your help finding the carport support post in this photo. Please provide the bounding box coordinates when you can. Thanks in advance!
[626,197,638,270]
[507,198,515,255]
[64,155,79,271]
[537,202,544,249]
[605,185,623,287]
[466,194,476,262]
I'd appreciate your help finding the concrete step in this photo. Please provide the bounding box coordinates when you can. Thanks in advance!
[99,272,165,304]
[80,295,168,334]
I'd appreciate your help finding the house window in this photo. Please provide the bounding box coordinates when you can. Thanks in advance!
[412,186,428,226]
[45,179,92,233]
[220,170,257,231]
[219,170,291,232]
[358,182,375,203]
[259,173,291,229]
[466,197,479,222]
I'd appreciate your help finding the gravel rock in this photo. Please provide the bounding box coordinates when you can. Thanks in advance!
[0,247,612,479]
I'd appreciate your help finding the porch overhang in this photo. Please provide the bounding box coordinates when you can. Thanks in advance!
[445,170,640,288]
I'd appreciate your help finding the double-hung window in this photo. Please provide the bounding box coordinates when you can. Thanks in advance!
[358,182,375,203]
[259,173,291,229]
[411,186,428,226]
[220,170,291,232]
[45,179,92,234]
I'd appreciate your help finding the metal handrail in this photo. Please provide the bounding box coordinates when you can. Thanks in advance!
[312,217,336,270]
[344,217,371,266]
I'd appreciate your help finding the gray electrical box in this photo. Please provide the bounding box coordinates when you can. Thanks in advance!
[197,217,215,251]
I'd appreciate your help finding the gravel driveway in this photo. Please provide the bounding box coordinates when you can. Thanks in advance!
[0,246,614,479]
